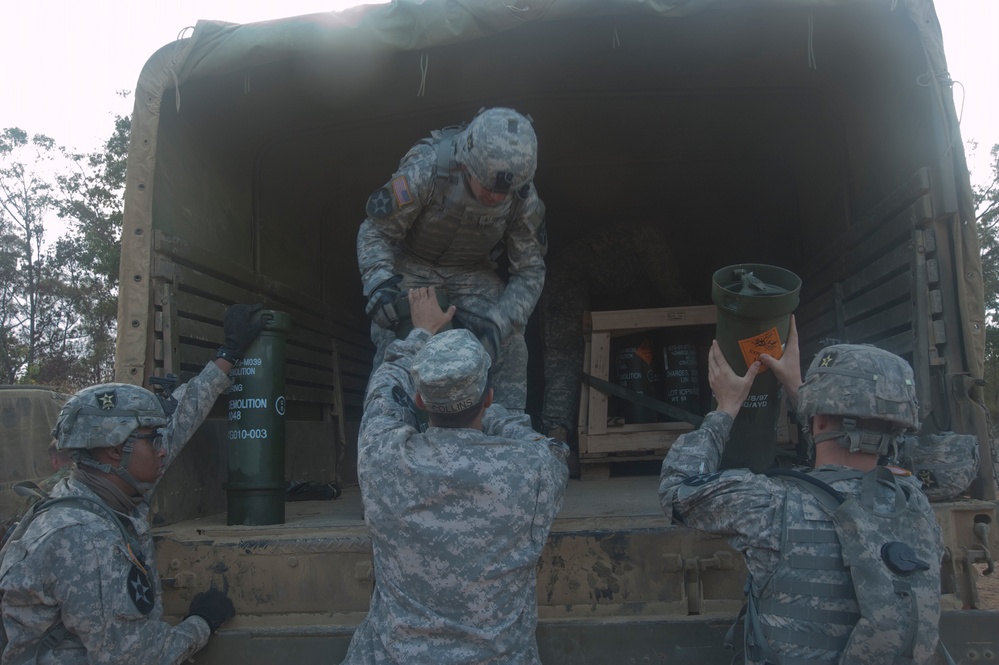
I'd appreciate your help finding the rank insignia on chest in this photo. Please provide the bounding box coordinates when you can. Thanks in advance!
[391,175,414,208]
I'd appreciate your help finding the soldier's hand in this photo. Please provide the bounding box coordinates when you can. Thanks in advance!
[218,304,266,362]
[187,587,236,633]
[759,315,801,405]
[468,319,502,361]
[709,341,761,419]
[409,287,456,335]
[365,274,404,329]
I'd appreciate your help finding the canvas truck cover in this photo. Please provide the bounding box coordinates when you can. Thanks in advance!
[117,0,982,374]
[0,386,69,522]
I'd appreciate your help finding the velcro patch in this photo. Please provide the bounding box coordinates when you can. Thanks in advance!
[391,176,414,208]
[127,563,154,615]
[366,187,394,218]
[682,471,722,487]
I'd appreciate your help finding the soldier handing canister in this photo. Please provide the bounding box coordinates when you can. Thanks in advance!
[0,305,265,664]
[357,107,547,412]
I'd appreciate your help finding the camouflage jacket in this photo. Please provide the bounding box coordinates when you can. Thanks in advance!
[343,329,569,665]
[356,132,547,330]
[0,362,231,664]
[658,411,944,664]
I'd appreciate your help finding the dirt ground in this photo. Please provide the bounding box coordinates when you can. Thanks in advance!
[975,563,999,609]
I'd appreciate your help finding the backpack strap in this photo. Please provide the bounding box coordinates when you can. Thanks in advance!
[8,621,69,665]
[433,125,464,209]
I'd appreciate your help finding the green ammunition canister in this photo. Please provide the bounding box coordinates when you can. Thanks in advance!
[224,310,291,525]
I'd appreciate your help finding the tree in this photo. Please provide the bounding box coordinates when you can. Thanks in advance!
[0,128,59,382]
[973,143,999,421]
[50,113,130,388]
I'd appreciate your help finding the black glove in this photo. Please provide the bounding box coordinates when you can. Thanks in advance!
[365,275,404,329]
[467,318,502,361]
[217,304,266,363]
[187,587,235,633]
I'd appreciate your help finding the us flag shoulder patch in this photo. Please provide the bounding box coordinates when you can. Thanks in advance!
[391,175,414,208]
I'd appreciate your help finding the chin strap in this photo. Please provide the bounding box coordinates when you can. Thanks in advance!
[812,417,901,458]
[71,438,156,497]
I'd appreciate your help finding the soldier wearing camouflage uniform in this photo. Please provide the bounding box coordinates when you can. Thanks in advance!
[342,287,568,664]
[0,305,265,665]
[540,223,690,443]
[659,317,943,664]
[357,107,547,412]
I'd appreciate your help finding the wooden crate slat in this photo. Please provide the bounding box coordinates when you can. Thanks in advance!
[579,305,716,459]
[841,271,912,324]
[843,301,913,343]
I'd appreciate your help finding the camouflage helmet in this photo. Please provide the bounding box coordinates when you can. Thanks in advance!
[457,107,537,194]
[798,344,919,455]
[53,383,168,451]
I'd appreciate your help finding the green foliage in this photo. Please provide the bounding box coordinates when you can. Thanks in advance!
[0,128,59,383]
[974,143,999,420]
[0,112,129,391]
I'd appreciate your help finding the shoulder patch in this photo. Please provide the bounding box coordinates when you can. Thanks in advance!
[127,559,154,615]
[682,471,723,487]
[391,175,414,208]
[366,187,394,218]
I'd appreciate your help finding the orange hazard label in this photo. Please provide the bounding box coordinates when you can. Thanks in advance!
[737,327,783,372]
[636,339,654,365]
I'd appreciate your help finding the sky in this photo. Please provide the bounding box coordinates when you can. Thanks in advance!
[1,0,996,189]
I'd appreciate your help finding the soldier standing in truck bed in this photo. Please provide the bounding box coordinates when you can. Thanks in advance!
[0,305,265,665]
[659,319,944,664]
[540,223,690,456]
[357,107,547,412]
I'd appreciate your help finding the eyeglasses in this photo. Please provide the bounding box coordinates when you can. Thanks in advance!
[128,431,165,451]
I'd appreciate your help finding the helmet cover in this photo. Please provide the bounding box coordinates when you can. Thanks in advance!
[457,107,537,193]
[54,383,168,451]
[797,344,919,433]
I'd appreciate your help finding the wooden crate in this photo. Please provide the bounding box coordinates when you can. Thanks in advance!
[577,305,717,461]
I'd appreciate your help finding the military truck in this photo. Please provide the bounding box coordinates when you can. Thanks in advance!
[114,0,998,661]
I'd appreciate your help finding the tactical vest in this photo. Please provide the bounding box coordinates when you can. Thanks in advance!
[397,127,526,267]
[743,467,942,665]
[0,493,145,665]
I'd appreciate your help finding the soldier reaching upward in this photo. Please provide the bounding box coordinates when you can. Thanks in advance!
[0,305,265,665]
[342,287,568,664]
[659,317,944,664]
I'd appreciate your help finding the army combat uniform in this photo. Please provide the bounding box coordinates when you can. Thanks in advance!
[658,411,944,664]
[357,128,547,411]
[0,362,231,664]
[342,328,568,664]
[540,223,689,434]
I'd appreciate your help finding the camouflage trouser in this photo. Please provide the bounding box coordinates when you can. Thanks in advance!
[369,254,528,412]
[539,267,590,434]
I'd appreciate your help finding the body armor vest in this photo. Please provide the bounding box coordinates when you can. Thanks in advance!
[746,474,859,664]
[745,468,942,665]
[398,128,524,267]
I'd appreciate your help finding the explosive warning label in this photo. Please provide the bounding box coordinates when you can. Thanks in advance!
[737,327,783,371]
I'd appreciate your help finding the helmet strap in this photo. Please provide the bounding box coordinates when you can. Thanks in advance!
[71,443,155,497]
[815,417,900,457]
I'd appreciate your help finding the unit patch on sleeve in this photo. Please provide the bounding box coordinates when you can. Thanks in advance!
[366,187,394,218]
